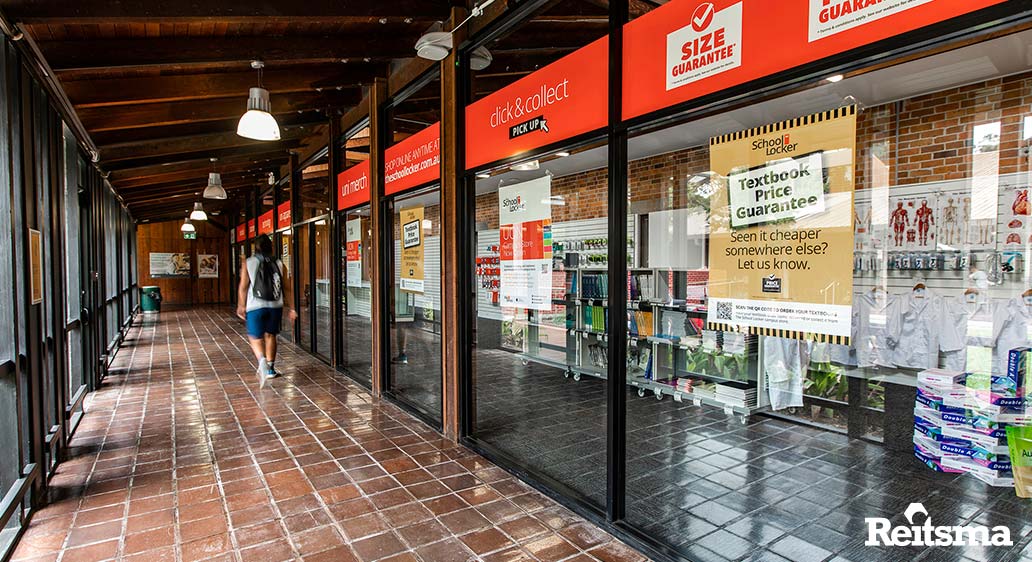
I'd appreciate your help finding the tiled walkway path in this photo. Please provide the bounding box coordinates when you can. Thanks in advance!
[11,308,647,562]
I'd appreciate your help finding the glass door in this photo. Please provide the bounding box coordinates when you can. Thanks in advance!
[340,206,373,387]
[313,218,331,359]
[386,187,442,425]
[297,223,313,350]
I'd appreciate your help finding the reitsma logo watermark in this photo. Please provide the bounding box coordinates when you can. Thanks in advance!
[865,503,1012,547]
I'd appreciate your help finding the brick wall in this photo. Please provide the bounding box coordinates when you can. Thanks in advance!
[472,71,1032,223]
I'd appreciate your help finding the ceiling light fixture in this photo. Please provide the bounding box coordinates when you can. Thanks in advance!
[237,60,281,141]
[415,0,496,64]
[203,158,227,200]
[180,217,195,232]
[555,151,571,158]
[476,172,491,179]
[510,160,539,172]
[190,202,208,221]
[825,74,844,83]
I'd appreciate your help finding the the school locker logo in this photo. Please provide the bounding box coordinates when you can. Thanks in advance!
[665,1,742,91]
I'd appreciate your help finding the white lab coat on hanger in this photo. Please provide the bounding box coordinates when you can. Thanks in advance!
[887,289,963,370]
[853,290,897,368]
[942,293,994,373]
[764,336,810,411]
[991,297,1032,376]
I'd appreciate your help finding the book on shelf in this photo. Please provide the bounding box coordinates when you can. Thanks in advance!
[715,381,757,407]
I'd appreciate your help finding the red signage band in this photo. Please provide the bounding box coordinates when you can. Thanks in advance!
[258,210,274,235]
[247,219,256,239]
[622,0,1006,121]
[277,201,291,229]
[338,160,371,210]
[465,37,608,170]
[385,122,440,196]
[236,224,246,243]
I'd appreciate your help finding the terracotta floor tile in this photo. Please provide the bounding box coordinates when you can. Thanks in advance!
[415,537,477,562]
[588,541,649,562]
[9,310,642,562]
[459,527,518,555]
[123,525,176,556]
[59,539,119,562]
[351,531,407,562]
[396,520,452,548]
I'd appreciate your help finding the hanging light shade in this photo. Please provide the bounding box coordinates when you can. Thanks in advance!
[190,202,208,221]
[202,157,227,200]
[237,87,280,140]
[180,218,195,232]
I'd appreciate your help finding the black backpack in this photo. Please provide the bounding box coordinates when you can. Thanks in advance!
[252,254,282,301]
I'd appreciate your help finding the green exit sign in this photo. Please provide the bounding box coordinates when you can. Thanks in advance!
[183,232,197,240]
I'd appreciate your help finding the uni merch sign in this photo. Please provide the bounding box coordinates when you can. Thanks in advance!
[337,160,370,210]
[235,224,246,243]
[465,37,608,170]
[258,210,274,235]
[385,122,440,196]
[623,0,1006,120]
[277,201,291,228]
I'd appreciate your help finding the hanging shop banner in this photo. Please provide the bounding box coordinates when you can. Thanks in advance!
[707,105,856,342]
[198,254,219,279]
[235,224,246,243]
[498,176,553,311]
[149,252,191,278]
[385,123,440,196]
[247,219,257,239]
[622,0,1005,120]
[399,206,425,293]
[338,160,371,210]
[258,210,274,235]
[465,37,609,170]
[345,218,363,287]
[277,201,291,229]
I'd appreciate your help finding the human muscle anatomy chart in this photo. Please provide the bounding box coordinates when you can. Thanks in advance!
[915,199,935,248]
[889,200,910,248]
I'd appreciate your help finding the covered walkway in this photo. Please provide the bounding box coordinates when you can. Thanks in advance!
[11,309,641,562]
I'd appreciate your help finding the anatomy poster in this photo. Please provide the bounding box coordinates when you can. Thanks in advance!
[399,206,425,294]
[853,201,872,251]
[707,105,856,342]
[1002,185,1030,247]
[937,192,968,248]
[345,219,363,287]
[887,195,937,250]
[499,176,553,311]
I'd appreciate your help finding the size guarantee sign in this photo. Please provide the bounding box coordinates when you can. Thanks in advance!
[665,2,742,91]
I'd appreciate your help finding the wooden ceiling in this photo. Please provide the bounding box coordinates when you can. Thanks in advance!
[0,1,457,222]
[0,0,664,223]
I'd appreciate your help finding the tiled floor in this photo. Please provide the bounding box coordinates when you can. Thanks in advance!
[473,349,1032,562]
[11,308,646,562]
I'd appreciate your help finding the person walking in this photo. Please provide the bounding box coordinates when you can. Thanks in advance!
[237,234,297,386]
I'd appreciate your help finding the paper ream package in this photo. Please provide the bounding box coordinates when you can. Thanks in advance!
[914,433,944,458]
[941,456,1013,486]
[942,426,1009,454]
[1005,425,1032,498]
[919,368,965,387]
[915,447,964,473]
[1006,347,1029,394]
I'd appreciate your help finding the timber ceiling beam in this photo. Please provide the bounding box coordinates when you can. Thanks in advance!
[0,1,451,22]
[79,89,360,132]
[99,128,310,163]
[63,63,384,107]
[38,36,416,71]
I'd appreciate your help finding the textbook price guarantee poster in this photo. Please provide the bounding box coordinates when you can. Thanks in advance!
[707,106,856,342]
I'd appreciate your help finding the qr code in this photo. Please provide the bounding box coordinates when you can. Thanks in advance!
[715,301,733,321]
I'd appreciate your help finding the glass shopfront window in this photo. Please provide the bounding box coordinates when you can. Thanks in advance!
[384,73,443,424]
[619,25,1032,562]
[336,123,373,387]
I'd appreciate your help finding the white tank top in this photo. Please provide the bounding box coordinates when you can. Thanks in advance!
[245,255,285,312]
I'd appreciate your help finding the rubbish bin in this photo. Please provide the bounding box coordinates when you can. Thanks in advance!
[141,286,162,313]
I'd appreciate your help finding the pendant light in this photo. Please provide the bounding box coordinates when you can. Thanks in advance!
[203,157,227,199]
[414,0,495,64]
[190,202,208,221]
[236,60,281,141]
[180,217,195,232]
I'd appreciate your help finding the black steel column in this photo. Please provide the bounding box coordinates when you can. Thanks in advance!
[606,0,628,524]
[327,113,342,367]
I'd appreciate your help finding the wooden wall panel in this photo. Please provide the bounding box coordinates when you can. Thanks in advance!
[136,219,230,305]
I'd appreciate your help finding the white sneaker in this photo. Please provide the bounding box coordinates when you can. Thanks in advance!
[257,357,268,388]
[265,362,279,380]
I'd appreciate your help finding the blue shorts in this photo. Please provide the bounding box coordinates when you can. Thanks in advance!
[246,307,283,339]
